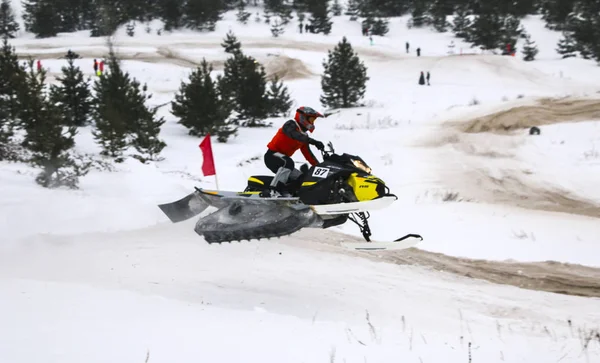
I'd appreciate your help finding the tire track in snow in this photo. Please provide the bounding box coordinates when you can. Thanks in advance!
[431,96,600,219]
[286,229,600,298]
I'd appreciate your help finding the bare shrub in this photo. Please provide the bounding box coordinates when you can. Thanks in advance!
[469,97,480,106]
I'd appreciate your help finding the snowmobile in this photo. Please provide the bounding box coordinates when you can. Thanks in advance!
[158,142,422,251]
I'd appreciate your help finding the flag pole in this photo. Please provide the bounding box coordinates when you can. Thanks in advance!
[214,170,219,190]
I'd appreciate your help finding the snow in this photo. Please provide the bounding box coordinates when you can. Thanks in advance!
[2,8,600,363]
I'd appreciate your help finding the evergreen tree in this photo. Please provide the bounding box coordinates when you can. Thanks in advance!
[91,54,131,160]
[159,0,183,31]
[331,0,343,16]
[452,6,471,40]
[266,75,293,117]
[265,0,292,24]
[171,59,236,142]
[345,0,360,20]
[468,9,504,50]
[128,83,167,163]
[370,17,389,36]
[556,31,577,58]
[567,0,600,62]
[409,2,429,28]
[50,50,92,127]
[499,15,523,54]
[430,0,452,32]
[522,33,539,61]
[0,0,19,38]
[221,30,242,55]
[540,0,576,31]
[89,1,121,37]
[0,39,25,159]
[23,0,61,38]
[320,37,369,109]
[270,16,285,37]
[235,0,251,24]
[183,0,225,31]
[308,0,332,34]
[126,22,135,36]
[220,54,270,126]
[18,60,81,188]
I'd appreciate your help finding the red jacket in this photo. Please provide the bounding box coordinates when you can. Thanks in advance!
[267,120,318,166]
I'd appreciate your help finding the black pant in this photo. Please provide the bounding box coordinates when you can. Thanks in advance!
[264,149,294,174]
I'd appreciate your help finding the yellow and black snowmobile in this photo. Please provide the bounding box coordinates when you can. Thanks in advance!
[158,142,422,250]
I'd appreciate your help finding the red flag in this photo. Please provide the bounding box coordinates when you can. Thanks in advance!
[199,134,216,176]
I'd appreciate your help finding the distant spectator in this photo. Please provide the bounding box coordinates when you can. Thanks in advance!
[416,47,421,57]
[298,23,303,33]
[406,41,409,53]
[36,59,41,71]
[93,59,98,75]
[418,71,425,85]
[304,23,308,33]
[99,60,104,76]
[369,35,373,46]
[426,71,430,86]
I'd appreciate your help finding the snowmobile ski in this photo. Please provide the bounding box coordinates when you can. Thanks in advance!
[341,234,423,251]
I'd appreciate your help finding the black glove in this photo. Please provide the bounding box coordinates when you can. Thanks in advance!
[310,139,324,151]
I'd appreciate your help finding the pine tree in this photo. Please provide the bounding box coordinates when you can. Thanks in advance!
[221,30,242,55]
[452,6,471,40]
[23,0,61,38]
[183,0,225,31]
[18,60,81,188]
[556,31,577,58]
[308,0,332,34]
[266,75,293,117]
[0,39,25,159]
[88,1,121,37]
[345,0,360,20]
[331,0,343,16]
[430,0,450,32]
[320,37,369,109]
[468,10,504,51]
[91,55,132,160]
[265,0,292,24]
[567,0,600,62]
[128,82,167,163]
[235,0,251,24]
[370,18,389,36]
[270,16,285,37]
[522,33,539,61]
[499,15,522,54]
[220,54,270,126]
[409,2,428,28]
[126,22,135,36]
[171,59,236,142]
[0,0,19,38]
[540,0,576,31]
[50,50,92,127]
[159,0,183,31]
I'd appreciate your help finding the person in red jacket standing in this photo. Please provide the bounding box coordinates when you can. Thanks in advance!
[263,106,325,197]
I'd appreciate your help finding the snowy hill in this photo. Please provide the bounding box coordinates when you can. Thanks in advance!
[1,9,600,363]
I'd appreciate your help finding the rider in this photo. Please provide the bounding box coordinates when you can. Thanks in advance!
[263,106,325,197]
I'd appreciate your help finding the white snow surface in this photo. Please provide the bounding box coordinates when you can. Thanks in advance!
[2,10,600,363]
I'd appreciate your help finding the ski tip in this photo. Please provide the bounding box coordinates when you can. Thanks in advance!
[341,234,422,252]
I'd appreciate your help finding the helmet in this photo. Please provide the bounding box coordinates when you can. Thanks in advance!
[294,106,323,133]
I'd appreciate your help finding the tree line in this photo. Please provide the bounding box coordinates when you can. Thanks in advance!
[0,32,297,189]
[0,0,597,62]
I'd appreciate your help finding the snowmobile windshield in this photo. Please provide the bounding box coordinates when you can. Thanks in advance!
[337,153,372,174]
